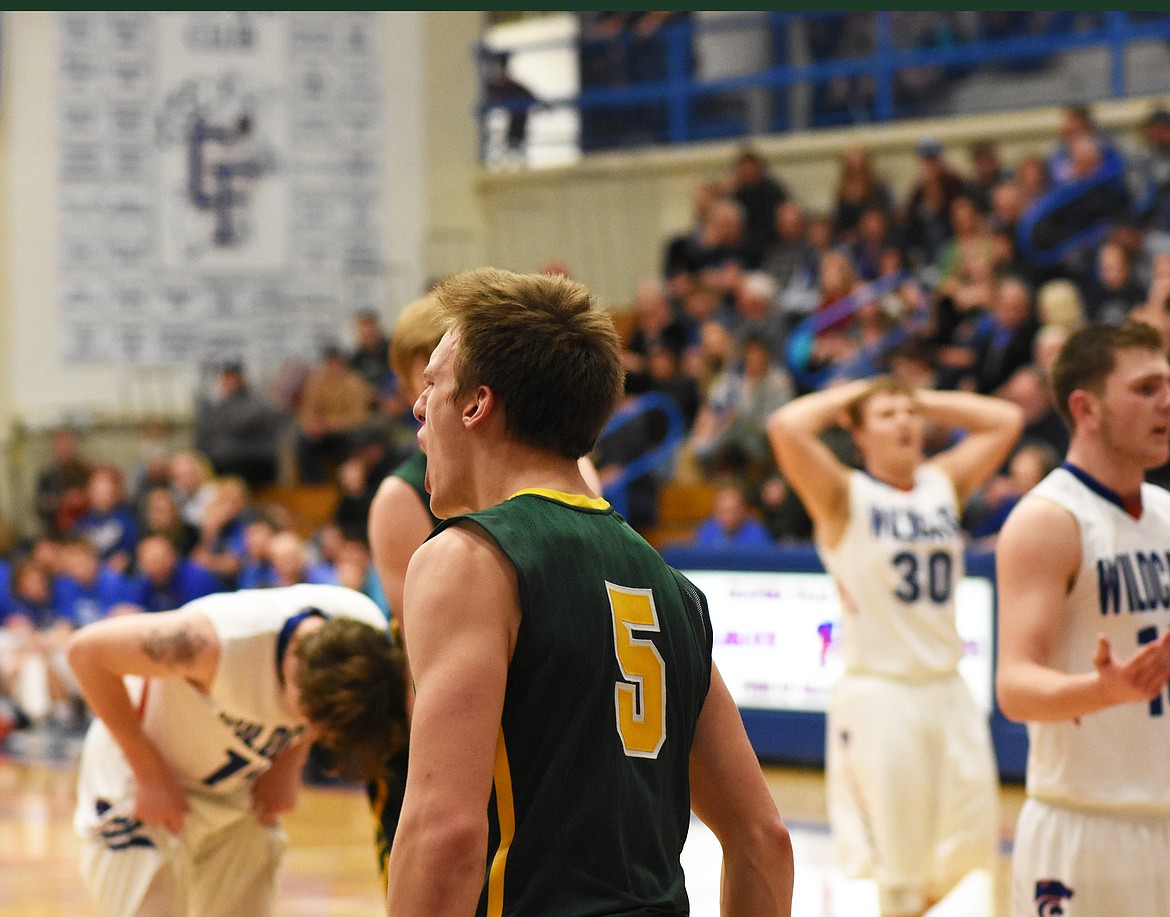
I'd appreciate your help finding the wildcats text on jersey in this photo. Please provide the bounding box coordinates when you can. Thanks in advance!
[869,505,962,542]
[1098,551,1170,615]
[217,711,303,759]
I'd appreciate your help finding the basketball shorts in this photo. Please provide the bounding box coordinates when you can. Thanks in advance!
[1011,797,1170,917]
[79,802,286,917]
[827,671,998,915]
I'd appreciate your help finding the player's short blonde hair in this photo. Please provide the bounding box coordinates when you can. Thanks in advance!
[845,377,919,429]
[431,267,623,460]
[389,294,445,396]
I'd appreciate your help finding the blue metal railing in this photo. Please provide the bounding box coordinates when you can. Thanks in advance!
[477,11,1170,158]
[597,391,687,523]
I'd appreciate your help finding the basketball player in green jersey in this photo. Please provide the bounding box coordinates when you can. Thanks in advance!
[385,267,793,917]
[367,290,607,891]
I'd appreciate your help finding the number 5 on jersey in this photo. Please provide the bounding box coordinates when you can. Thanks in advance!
[607,582,666,758]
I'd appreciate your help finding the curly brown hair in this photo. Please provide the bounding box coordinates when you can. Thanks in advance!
[294,617,408,781]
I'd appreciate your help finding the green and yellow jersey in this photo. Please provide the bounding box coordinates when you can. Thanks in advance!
[434,488,713,917]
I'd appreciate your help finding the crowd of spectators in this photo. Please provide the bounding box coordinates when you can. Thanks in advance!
[0,309,421,743]
[598,104,1170,552]
[7,99,1170,746]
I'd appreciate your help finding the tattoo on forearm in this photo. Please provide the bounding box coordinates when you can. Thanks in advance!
[142,625,208,668]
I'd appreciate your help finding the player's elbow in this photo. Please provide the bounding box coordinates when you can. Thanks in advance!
[64,628,96,678]
[721,814,795,910]
[715,805,792,868]
[1004,401,1027,436]
[765,407,794,439]
[756,813,794,870]
[765,410,802,457]
[401,807,487,874]
[995,672,1028,723]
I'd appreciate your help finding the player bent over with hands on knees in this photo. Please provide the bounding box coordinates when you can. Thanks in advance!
[384,266,793,917]
[996,319,1170,917]
[66,582,407,917]
[768,376,1023,916]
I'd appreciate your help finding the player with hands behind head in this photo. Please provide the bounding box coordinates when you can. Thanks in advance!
[768,375,1023,916]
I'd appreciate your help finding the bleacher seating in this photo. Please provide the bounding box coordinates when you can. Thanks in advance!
[254,483,341,540]
[641,479,719,550]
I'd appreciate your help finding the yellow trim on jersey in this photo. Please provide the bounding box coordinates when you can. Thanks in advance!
[509,487,610,511]
[369,775,390,894]
[486,730,516,917]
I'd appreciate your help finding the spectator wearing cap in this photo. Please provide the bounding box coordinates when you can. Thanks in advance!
[295,344,373,484]
[193,360,285,490]
[900,137,967,270]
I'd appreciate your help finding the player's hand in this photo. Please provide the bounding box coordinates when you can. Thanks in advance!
[1093,631,1170,707]
[133,765,189,834]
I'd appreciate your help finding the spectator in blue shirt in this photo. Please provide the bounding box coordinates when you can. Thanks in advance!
[691,483,774,548]
[124,534,219,613]
[5,556,61,631]
[52,536,136,627]
[0,555,12,619]
[0,557,79,727]
[236,515,279,590]
[73,465,139,574]
[189,476,255,590]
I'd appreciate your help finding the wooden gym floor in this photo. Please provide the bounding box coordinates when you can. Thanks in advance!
[1,751,1023,916]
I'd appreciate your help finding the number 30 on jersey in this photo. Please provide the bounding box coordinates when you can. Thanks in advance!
[607,582,666,759]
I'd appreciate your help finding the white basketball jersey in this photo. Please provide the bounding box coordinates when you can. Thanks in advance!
[75,584,387,841]
[818,465,965,678]
[1023,467,1170,813]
